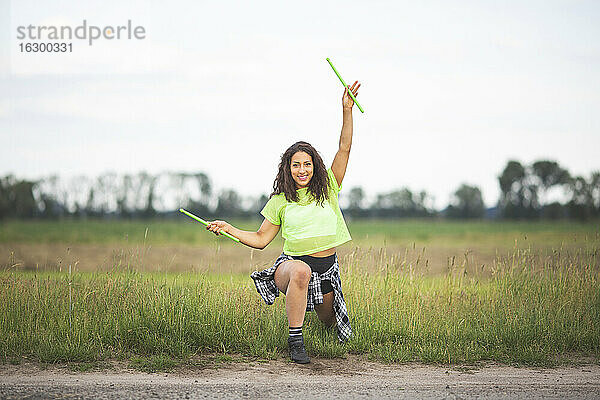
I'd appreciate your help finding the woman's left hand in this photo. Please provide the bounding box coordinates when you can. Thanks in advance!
[342,80,361,110]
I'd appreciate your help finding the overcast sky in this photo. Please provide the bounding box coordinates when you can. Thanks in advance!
[1,0,599,208]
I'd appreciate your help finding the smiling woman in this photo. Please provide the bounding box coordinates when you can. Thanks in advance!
[291,152,313,187]
[272,142,330,206]
[205,81,361,363]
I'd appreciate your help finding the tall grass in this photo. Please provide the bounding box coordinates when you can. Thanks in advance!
[344,245,599,364]
[1,245,598,366]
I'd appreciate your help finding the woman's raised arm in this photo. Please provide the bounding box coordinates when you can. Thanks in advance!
[331,81,360,187]
[206,218,280,250]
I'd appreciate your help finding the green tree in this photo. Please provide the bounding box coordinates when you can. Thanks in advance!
[345,186,365,218]
[567,176,592,220]
[215,189,244,218]
[140,173,158,218]
[12,180,38,218]
[532,160,570,218]
[591,171,600,216]
[446,184,485,219]
[566,172,600,221]
[0,176,10,219]
[373,188,433,217]
[116,174,133,218]
[532,160,570,190]
[498,160,537,219]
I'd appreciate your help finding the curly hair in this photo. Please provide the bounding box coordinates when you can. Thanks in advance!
[271,141,330,205]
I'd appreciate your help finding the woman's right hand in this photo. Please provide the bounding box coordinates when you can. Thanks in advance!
[206,220,232,236]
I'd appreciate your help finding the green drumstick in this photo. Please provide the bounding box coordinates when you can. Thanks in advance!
[179,208,241,243]
[326,58,364,113]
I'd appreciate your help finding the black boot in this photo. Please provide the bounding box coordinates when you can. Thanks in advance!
[288,336,310,364]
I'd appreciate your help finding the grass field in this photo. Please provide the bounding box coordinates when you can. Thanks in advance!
[1,219,599,369]
[1,219,598,246]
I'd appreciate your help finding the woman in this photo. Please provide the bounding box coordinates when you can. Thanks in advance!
[206,81,361,363]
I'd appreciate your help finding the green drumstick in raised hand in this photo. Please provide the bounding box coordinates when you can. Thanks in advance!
[179,208,241,243]
[326,58,364,113]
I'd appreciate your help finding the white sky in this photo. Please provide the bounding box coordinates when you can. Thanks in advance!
[1,0,599,208]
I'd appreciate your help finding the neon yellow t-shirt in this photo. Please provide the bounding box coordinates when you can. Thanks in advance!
[261,168,352,256]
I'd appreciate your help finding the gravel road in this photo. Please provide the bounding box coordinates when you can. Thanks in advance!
[1,357,599,399]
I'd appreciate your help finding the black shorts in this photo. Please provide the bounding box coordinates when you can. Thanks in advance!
[290,253,335,294]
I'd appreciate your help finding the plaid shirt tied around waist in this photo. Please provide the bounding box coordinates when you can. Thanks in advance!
[250,253,352,342]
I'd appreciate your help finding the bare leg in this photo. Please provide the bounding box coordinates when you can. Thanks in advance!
[274,260,311,327]
[314,291,336,327]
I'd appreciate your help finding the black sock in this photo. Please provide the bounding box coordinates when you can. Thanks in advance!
[289,326,302,339]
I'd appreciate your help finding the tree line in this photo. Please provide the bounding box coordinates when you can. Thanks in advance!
[1,159,598,221]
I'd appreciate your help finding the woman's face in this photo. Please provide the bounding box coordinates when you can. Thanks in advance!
[290,151,313,189]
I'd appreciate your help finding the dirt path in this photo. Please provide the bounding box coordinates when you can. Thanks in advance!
[1,357,599,399]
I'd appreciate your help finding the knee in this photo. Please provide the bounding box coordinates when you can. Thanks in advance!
[289,262,311,286]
